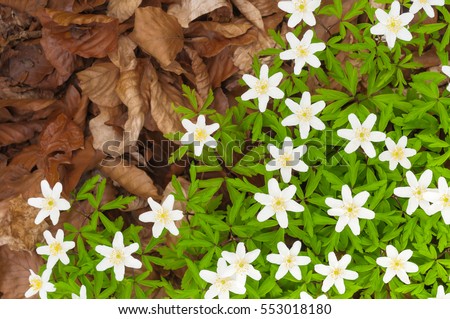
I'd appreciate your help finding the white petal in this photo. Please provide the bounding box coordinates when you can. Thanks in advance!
[397,28,412,41]
[257,206,275,222]
[124,256,142,269]
[386,245,398,258]
[314,264,331,276]
[302,12,316,26]
[348,218,361,235]
[305,54,321,68]
[376,257,391,268]
[289,266,302,280]
[275,265,289,280]
[57,199,70,210]
[353,191,369,206]
[321,276,335,292]
[41,180,52,197]
[390,1,401,16]
[398,249,413,261]
[34,209,50,224]
[152,222,164,238]
[396,269,410,284]
[204,285,219,299]
[344,139,361,154]
[335,215,350,232]
[343,270,358,280]
[280,49,297,61]
[199,270,217,284]
[96,258,113,271]
[258,94,270,112]
[375,9,390,24]
[267,253,283,265]
[278,1,295,14]
[399,13,414,26]
[285,200,304,212]
[114,265,125,281]
[337,129,355,140]
[254,193,273,205]
[276,211,289,228]
[361,141,377,158]
[370,23,387,35]
[268,87,284,100]
[27,197,44,209]
[383,268,396,283]
[334,277,346,294]
[300,30,313,46]
[394,187,413,198]
[404,261,419,273]
[341,185,353,203]
[112,232,124,249]
[286,32,301,48]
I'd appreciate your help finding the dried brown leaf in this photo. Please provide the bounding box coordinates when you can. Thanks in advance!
[249,0,282,17]
[0,99,55,111]
[107,0,142,23]
[185,46,211,102]
[130,7,183,67]
[141,62,185,135]
[77,63,121,107]
[100,158,161,199]
[89,105,124,155]
[231,0,264,30]
[0,121,45,147]
[0,166,44,202]
[0,195,48,251]
[0,0,47,15]
[206,46,238,88]
[108,36,137,72]
[167,0,229,28]
[38,9,118,58]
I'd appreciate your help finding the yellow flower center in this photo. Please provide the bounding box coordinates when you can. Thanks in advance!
[391,258,404,271]
[412,186,425,200]
[296,45,309,58]
[294,0,307,12]
[30,278,42,291]
[216,277,232,293]
[296,107,312,122]
[442,194,450,207]
[49,241,63,256]
[331,267,343,279]
[110,249,125,265]
[387,17,402,33]
[344,203,359,218]
[255,79,269,95]
[391,147,405,161]
[355,127,370,142]
[284,255,295,267]
[419,0,428,4]
[272,197,286,213]
[278,153,293,167]
[194,128,207,142]
[156,208,170,224]
[44,198,56,210]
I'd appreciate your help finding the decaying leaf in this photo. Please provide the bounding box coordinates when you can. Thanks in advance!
[107,0,142,23]
[0,121,45,147]
[38,8,118,58]
[0,195,48,251]
[167,0,230,28]
[141,62,185,135]
[108,36,137,72]
[230,0,264,30]
[89,105,124,155]
[0,0,47,16]
[100,158,162,200]
[130,7,184,67]
[77,63,121,107]
[185,46,211,103]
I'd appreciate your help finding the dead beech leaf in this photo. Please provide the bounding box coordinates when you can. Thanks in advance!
[115,66,147,149]
[0,195,47,251]
[108,36,137,72]
[107,0,142,23]
[0,121,45,147]
[231,0,264,30]
[187,20,253,39]
[249,0,282,17]
[185,46,211,103]
[100,158,162,200]
[38,9,118,58]
[46,0,107,12]
[0,166,44,202]
[0,245,44,298]
[0,99,55,111]
[89,105,124,155]
[206,47,238,88]
[167,0,229,28]
[130,7,183,67]
[141,62,185,135]
[77,63,121,107]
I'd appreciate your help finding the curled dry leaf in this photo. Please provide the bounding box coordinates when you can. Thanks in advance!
[130,7,184,68]
[46,0,107,12]
[108,36,137,72]
[249,0,282,17]
[100,158,162,200]
[115,66,147,150]
[0,245,44,298]
[0,166,44,202]
[89,105,124,155]
[77,63,121,107]
[0,77,54,100]
[107,0,142,23]
[141,62,185,135]
[230,0,264,30]
[0,195,48,251]
[206,46,239,88]
[0,99,55,112]
[184,46,211,103]
[167,0,230,28]
[38,8,118,58]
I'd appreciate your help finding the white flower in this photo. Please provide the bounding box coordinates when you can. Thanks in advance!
[410,0,444,18]
[266,137,308,183]
[72,285,87,299]
[199,258,246,299]
[241,64,284,112]
[370,1,414,50]
[267,241,311,280]
[299,291,328,300]
[180,115,219,156]
[221,242,261,284]
[376,245,418,284]
[25,269,56,299]
[433,285,450,299]
[281,92,326,139]
[378,136,417,170]
[95,231,142,281]
[36,229,75,270]
[325,185,375,235]
[443,65,450,91]
[278,0,321,28]
[337,113,386,158]
[280,30,325,75]
[254,178,304,228]
[139,194,183,238]
[314,252,358,294]
[27,180,71,225]
[393,170,433,215]
[423,177,450,224]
